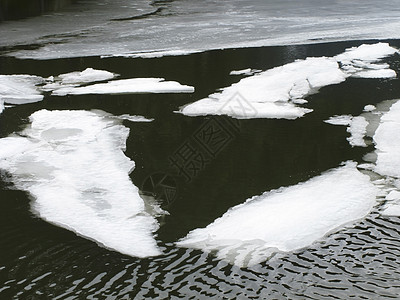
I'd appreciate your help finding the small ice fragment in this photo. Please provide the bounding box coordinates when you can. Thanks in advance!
[58,68,117,85]
[364,105,376,112]
[347,116,368,147]
[324,115,352,126]
[116,114,154,122]
[386,190,400,201]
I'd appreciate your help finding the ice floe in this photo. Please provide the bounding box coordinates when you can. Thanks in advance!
[229,69,261,76]
[373,100,400,179]
[364,104,376,112]
[0,69,194,113]
[0,109,163,257]
[177,162,378,268]
[0,75,44,105]
[325,115,368,147]
[181,43,398,119]
[50,78,194,96]
[114,114,154,123]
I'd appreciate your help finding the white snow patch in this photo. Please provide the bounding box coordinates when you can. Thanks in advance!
[229,68,261,76]
[364,105,376,112]
[115,114,154,122]
[0,109,163,258]
[181,43,398,119]
[0,100,4,114]
[347,116,369,147]
[373,100,400,179]
[0,75,44,105]
[42,68,118,94]
[177,162,378,268]
[324,115,352,126]
[50,78,194,96]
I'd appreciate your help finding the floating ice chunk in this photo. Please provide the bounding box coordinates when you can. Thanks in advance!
[0,99,4,114]
[381,204,400,216]
[335,43,399,65]
[42,68,117,94]
[50,78,194,96]
[324,115,368,147]
[0,109,163,258]
[58,68,117,85]
[0,75,44,105]
[335,43,398,78]
[347,116,368,147]
[177,162,378,268]
[373,100,400,179]
[115,114,154,122]
[364,105,376,112]
[351,69,397,79]
[230,68,252,76]
[324,115,352,126]
[181,43,398,119]
[229,68,261,76]
[182,57,344,119]
[386,190,400,201]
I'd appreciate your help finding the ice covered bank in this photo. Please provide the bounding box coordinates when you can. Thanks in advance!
[177,162,378,268]
[180,43,398,119]
[0,110,164,257]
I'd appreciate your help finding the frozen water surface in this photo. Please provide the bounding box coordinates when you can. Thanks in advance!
[177,162,378,268]
[1,0,400,59]
[181,43,398,119]
[0,110,164,258]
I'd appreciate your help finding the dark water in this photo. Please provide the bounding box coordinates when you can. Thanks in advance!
[0,0,76,21]
[1,40,400,299]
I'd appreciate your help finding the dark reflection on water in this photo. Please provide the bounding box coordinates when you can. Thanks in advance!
[0,0,76,21]
[1,40,400,298]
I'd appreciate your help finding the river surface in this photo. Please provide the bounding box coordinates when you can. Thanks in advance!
[1,1,400,299]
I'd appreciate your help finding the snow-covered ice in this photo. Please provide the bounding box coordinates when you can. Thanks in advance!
[177,162,378,268]
[229,69,261,76]
[325,115,368,147]
[115,114,154,123]
[0,70,193,113]
[373,100,400,179]
[0,75,44,105]
[181,43,398,119]
[50,78,194,96]
[364,105,376,112]
[0,110,164,257]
